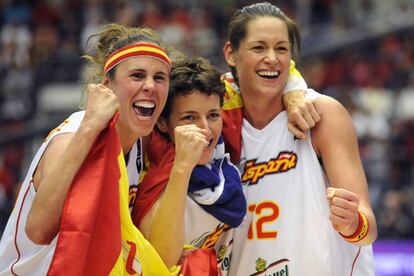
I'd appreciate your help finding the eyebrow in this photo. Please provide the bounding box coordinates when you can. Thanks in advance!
[177,108,221,115]
[177,110,197,115]
[249,40,290,45]
[128,68,169,76]
[156,71,169,76]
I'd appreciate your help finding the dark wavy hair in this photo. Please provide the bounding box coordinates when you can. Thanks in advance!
[161,55,225,118]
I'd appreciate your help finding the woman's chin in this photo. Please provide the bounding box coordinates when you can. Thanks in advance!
[197,152,214,166]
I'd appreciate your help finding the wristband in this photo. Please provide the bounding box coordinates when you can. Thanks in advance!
[339,210,369,243]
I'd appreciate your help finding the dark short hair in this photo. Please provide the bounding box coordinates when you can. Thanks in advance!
[161,55,225,118]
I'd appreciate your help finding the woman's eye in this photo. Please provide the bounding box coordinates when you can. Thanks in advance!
[131,72,145,79]
[276,47,289,53]
[251,46,264,52]
[181,115,195,121]
[208,112,221,120]
[154,74,167,82]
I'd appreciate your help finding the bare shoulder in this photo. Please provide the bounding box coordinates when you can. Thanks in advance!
[33,132,76,190]
[311,95,357,155]
[313,95,354,129]
[315,95,349,116]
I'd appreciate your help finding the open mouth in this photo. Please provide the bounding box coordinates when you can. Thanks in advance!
[256,70,280,79]
[133,100,155,117]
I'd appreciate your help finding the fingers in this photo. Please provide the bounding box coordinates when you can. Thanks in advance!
[174,125,209,145]
[87,84,117,104]
[330,200,358,218]
[329,213,354,232]
[287,122,306,140]
[327,187,360,233]
[301,100,321,126]
[83,84,119,131]
[329,197,358,224]
[287,100,321,139]
[327,187,359,203]
[173,125,209,169]
[307,101,321,123]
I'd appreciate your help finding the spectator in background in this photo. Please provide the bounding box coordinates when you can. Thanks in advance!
[0,15,33,123]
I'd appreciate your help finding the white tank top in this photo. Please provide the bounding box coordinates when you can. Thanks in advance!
[229,92,374,276]
[183,186,234,276]
[0,111,143,275]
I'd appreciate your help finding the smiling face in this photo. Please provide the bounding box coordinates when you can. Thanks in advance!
[224,16,291,102]
[107,56,169,143]
[159,90,222,165]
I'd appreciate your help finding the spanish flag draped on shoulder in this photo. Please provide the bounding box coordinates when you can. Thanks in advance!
[221,72,244,165]
[47,114,180,276]
[221,61,307,164]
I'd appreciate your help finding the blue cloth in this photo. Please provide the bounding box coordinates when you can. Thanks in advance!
[188,137,246,228]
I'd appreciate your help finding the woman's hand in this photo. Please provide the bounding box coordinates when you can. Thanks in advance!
[173,124,209,171]
[326,187,360,236]
[283,90,321,139]
[26,84,119,245]
[82,83,119,133]
[140,125,209,267]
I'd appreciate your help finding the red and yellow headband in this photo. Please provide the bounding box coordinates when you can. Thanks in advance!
[104,42,170,73]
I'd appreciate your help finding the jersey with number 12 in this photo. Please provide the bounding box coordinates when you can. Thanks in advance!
[229,90,374,276]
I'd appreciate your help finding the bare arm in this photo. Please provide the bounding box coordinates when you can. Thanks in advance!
[311,96,377,245]
[140,125,208,267]
[25,84,119,244]
[283,91,321,139]
[282,61,321,139]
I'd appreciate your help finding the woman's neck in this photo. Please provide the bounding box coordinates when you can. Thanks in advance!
[116,124,138,155]
[241,91,284,130]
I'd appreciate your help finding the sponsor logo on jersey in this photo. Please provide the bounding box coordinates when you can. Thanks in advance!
[201,223,231,248]
[241,151,297,185]
[250,257,290,276]
[218,243,232,273]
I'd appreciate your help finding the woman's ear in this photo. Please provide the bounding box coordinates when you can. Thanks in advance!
[101,77,109,86]
[223,42,236,67]
[156,118,169,133]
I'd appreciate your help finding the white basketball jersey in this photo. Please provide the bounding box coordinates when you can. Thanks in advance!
[0,111,143,275]
[229,103,374,275]
[183,196,233,275]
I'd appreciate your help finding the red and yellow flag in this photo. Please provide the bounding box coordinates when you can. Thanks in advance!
[47,115,179,276]
[221,61,305,164]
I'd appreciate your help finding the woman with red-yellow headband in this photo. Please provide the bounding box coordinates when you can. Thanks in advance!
[0,23,180,276]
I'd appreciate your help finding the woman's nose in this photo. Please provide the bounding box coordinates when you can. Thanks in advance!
[198,117,211,134]
[143,77,155,91]
[264,50,277,64]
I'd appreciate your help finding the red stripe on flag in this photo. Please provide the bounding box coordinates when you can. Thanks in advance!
[222,107,243,164]
[48,114,122,275]
[125,241,137,275]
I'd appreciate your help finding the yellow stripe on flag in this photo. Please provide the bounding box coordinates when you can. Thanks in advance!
[289,60,302,78]
[110,151,180,276]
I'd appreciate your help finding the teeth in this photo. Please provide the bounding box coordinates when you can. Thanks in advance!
[257,71,280,77]
[134,101,155,108]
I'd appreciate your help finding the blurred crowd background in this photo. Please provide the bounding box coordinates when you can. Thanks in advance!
[0,0,414,240]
